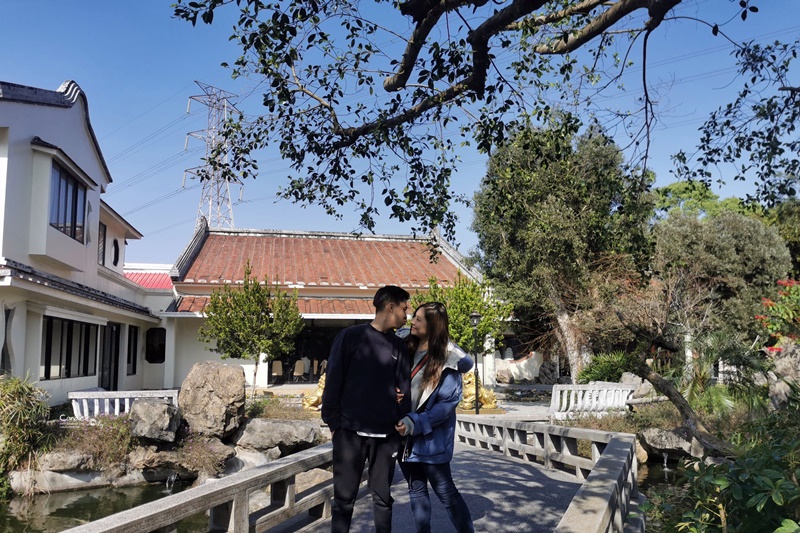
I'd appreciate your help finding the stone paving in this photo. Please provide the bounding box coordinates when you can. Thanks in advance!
[301,442,582,533]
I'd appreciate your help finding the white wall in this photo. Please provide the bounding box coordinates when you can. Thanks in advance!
[0,127,8,255]
[495,352,543,382]
[1,98,108,282]
[168,317,281,390]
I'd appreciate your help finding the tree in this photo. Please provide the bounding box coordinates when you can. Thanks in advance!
[601,211,791,455]
[471,119,653,378]
[199,261,305,396]
[651,211,791,341]
[409,273,512,356]
[766,199,800,277]
[654,181,761,219]
[173,0,795,242]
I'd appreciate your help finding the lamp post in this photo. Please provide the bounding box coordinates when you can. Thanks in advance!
[469,311,482,415]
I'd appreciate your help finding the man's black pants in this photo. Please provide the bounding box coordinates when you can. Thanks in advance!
[331,429,401,533]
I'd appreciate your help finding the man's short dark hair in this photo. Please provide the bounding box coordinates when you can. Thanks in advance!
[373,285,410,311]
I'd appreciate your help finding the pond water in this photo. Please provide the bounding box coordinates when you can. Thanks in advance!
[638,459,689,533]
[0,480,207,533]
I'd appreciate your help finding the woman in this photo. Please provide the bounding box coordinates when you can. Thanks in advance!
[395,302,475,533]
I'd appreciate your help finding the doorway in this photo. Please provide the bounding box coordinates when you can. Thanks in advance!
[99,322,120,391]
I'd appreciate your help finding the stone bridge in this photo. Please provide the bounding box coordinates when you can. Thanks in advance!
[63,414,645,533]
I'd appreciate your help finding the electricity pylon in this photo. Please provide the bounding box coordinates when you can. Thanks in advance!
[184,81,241,229]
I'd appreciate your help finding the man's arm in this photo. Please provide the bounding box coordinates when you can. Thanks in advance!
[395,340,412,417]
[321,330,347,432]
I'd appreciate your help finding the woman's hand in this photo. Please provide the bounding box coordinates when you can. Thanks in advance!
[395,421,407,436]
[396,387,405,404]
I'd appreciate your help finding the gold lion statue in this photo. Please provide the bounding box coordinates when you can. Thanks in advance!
[303,374,326,410]
[459,371,497,410]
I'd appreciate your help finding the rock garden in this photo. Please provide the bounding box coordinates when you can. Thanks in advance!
[0,361,328,499]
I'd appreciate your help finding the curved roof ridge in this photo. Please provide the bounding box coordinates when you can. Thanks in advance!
[56,79,85,105]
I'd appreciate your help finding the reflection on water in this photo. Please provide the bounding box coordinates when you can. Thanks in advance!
[639,461,689,533]
[639,461,681,490]
[0,481,208,533]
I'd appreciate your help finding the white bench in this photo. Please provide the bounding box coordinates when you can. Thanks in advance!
[549,383,637,421]
[68,389,180,420]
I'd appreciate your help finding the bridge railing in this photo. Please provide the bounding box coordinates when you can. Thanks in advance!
[62,416,642,533]
[67,389,180,420]
[62,443,339,533]
[456,416,644,533]
[549,383,638,421]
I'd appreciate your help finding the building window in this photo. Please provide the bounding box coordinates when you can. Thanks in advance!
[112,239,120,266]
[127,325,138,375]
[40,317,98,380]
[98,223,107,265]
[145,328,166,364]
[49,162,87,243]
[1,308,12,374]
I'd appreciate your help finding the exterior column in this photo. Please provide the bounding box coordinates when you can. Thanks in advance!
[164,317,177,388]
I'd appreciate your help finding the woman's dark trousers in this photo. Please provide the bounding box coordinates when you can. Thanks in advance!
[399,460,474,533]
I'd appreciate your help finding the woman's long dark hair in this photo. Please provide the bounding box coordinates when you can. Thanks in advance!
[407,302,450,391]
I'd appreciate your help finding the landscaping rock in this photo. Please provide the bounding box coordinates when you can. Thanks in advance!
[638,427,705,460]
[537,360,559,385]
[495,368,511,384]
[766,341,800,409]
[179,361,246,438]
[224,447,281,475]
[621,372,655,399]
[38,451,94,472]
[129,398,180,442]
[233,418,320,455]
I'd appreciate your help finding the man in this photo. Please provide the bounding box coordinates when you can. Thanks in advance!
[322,285,412,533]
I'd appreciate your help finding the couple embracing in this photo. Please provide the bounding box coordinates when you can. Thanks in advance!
[321,285,475,533]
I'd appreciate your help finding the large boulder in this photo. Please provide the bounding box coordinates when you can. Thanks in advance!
[620,372,655,399]
[233,418,321,456]
[38,451,94,472]
[638,427,705,460]
[537,360,559,385]
[129,399,181,442]
[179,361,246,438]
[766,342,800,409]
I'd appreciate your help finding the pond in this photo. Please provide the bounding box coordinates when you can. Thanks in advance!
[0,479,207,533]
[638,459,689,533]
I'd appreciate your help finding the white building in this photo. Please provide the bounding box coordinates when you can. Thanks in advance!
[0,80,162,404]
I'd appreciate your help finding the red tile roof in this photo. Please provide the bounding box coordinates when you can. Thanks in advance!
[179,232,464,289]
[175,296,375,315]
[125,271,173,290]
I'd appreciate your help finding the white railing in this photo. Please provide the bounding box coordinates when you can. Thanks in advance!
[455,416,644,533]
[549,384,637,421]
[68,389,180,420]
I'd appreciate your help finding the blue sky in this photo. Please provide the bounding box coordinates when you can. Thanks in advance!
[2,1,798,264]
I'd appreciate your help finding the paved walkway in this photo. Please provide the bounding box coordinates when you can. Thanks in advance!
[269,383,574,532]
[301,442,582,533]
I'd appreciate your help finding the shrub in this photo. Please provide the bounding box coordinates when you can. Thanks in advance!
[0,375,55,498]
[673,403,800,532]
[577,351,641,384]
[0,375,53,468]
[54,415,133,471]
[246,395,320,421]
[176,430,226,476]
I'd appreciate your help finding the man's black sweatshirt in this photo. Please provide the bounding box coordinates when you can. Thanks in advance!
[321,323,411,434]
